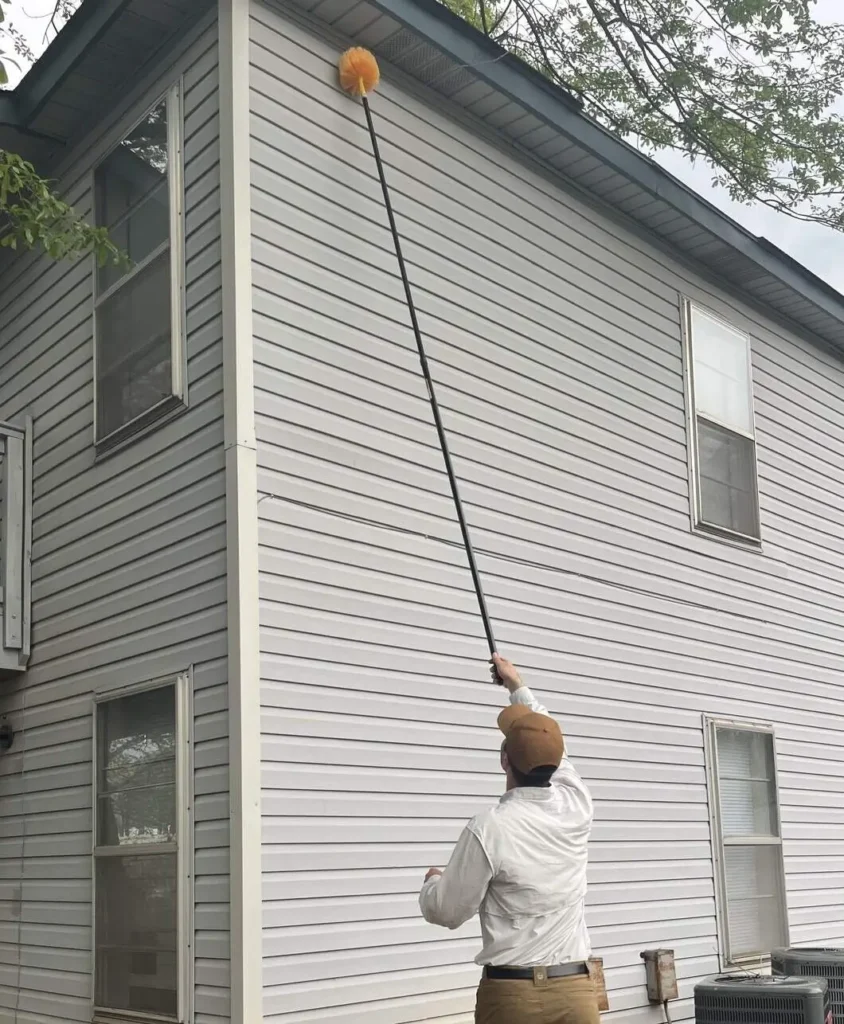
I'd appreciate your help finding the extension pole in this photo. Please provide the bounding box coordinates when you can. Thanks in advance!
[361,94,497,657]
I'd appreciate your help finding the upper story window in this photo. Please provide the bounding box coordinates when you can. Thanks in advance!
[684,301,761,541]
[706,719,788,964]
[93,84,185,451]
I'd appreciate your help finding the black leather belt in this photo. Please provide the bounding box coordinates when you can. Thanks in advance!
[484,962,589,980]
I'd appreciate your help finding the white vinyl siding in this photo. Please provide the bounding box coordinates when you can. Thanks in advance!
[706,720,788,964]
[685,302,761,541]
[0,25,230,1024]
[250,3,844,1022]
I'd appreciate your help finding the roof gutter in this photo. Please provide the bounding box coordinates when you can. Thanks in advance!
[365,0,844,327]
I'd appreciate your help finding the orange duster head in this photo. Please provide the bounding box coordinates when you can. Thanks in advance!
[338,47,380,98]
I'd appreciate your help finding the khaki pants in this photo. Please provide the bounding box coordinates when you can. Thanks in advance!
[475,972,601,1024]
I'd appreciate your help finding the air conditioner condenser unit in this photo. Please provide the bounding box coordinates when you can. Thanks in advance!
[773,948,844,1024]
[695,975,830,1024]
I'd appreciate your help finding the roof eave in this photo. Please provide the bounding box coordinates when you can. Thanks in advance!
[363,0,844,334]
[2,0,844,343]
[1,0,134,131]
[0,93,17,126]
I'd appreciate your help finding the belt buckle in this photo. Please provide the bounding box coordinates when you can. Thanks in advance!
[533,966,548,988]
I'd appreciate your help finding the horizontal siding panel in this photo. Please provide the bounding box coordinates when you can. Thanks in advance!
[254,340,686,500]
[262,792,707,823]
[251,4,844,1024]
[260,892,714,931]
[260,685,702,748]
[0,26,229,1024]
[248,9,683,331]
[262,765,705,799]
[262,818,711,845]
[261,871,711,904]
[253,287,685,467]
[258,636,840,729]
[249,158,683,401]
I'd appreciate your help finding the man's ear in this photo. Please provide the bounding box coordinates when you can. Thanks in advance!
[500,747,509,772]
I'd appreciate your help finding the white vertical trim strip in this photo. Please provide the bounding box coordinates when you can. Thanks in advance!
[169,80,188,405]
[218,1,262,1022]
[20,416,32,661]
[2,430,24,649]
[703,714,728,969]
[680,295,699,535]
[177,669,195,1024]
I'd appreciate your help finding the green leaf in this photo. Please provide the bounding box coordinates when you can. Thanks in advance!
[0,148,126,265]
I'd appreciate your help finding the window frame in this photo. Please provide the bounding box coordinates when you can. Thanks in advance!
[703,715,789,967]
[91,671,193,1024]
[681,298,762,545]
[92,80,187,454]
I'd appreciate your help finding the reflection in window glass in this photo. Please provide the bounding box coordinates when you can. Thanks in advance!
[710,724,787,961]
[691,307,753,435]
[93,89,182,446]
[98,686,176,846]
[687,302,761,540]
[95,683,179,1019]
[95,99,170,294]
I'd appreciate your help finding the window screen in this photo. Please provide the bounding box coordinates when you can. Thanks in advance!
[687,303,761,540]
[94,684,179,1019]
[711,723,787,962]
[93,86,184,448]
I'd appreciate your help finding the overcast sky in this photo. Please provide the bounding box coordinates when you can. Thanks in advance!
[5,0,844,291]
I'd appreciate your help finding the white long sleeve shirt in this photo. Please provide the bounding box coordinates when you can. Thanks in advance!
[419,685,593,967]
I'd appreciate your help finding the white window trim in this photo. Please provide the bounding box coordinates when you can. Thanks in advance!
[92,80,187,455]
[92,671,194,1024]
[703,714,789,968]
[681,297,762,546]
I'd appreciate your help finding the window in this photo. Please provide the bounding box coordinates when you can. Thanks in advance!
[93,84,184,450]
[94,677,190,1022]
[706,719,788,964]
[684,301,761,541]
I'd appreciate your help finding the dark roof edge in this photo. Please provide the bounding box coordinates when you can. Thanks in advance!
[754,235,844,310]
[366,0,844,328]
[0,0,132,127]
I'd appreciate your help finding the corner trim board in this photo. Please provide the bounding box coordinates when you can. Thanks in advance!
[219,1,262,1020]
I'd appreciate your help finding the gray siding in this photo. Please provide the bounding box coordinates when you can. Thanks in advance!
[0,25,230,1024]
[250,3,844,1023]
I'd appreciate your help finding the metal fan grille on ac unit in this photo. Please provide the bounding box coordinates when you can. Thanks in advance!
[695,975,829,1024]
[696,993,825,1024]
[773,947,844,1023]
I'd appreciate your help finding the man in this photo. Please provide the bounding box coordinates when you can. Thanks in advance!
[419,654,597,1024]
